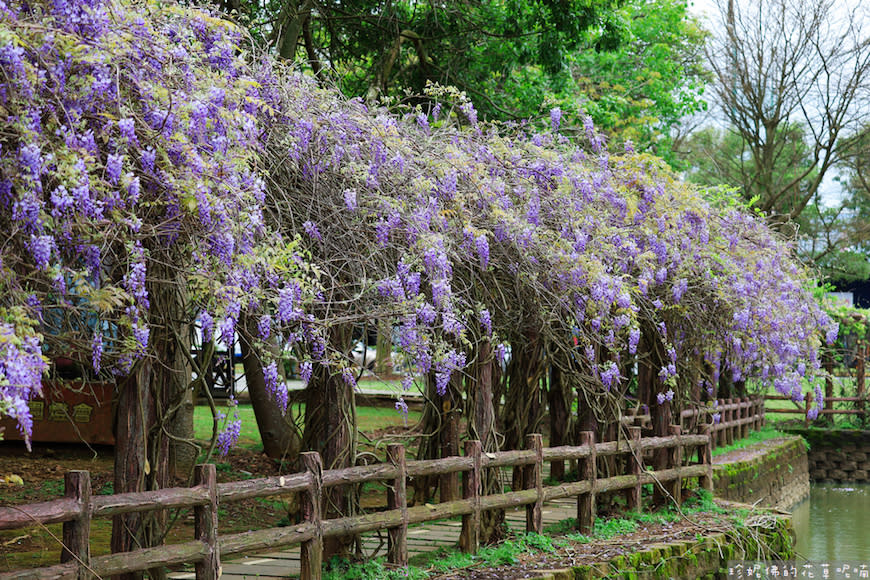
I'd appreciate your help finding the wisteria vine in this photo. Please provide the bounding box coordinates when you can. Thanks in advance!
[0,0,835,450]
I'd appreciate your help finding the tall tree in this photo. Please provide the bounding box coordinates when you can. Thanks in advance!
[568,0,710,162]
[239,0,630,118]
[700,0,870,223]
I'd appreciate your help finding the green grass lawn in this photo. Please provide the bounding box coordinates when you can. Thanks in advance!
[193,403,421,449]
[711,424,791,456]
[759,374,869,427]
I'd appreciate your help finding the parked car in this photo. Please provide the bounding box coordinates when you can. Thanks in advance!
[352,341,377,370]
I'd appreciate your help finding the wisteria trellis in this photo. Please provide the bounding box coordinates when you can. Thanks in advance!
[0,0,835,448]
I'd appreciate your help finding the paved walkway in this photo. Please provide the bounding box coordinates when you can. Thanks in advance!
[168,498,578,579]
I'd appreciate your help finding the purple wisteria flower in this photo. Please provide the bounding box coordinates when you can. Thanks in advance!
[480,309,492,337]
[475,234,489,269]
[628,327,640,355]
[257,315,272,340]
[299,360,313,384]
[92,332,103,374]
[303,220,322,241]
[600,362,620,390]
[106,153,123,184]
[343,188,357,211]
[28,235,53,270]
[133,324,149,354]
[550,107,562,132]
[216,415,241,455]
[656,389,674,405]
[264,361,279,393]
[200,311,214,342]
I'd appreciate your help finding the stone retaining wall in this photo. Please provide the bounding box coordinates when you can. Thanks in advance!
[784,428,870,482]
[712,436,809,510]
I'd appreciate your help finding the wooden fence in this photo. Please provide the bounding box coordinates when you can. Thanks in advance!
[0,428,712,580]
[623,396,765,449]
[765,391,869,426]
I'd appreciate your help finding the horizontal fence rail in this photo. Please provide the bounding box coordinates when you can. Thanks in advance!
[764,391,870,426]
[623,396,764,449]
[0,426,721,580]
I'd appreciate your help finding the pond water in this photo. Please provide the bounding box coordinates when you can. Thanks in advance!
[792,483,870,561]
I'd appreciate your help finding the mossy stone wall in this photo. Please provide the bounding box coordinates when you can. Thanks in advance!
[712,436,809,510]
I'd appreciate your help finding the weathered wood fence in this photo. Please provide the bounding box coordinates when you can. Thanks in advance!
[0,428,712,580]
[764,340,870,426]
[624,396,765,449]
[765,391,869,426]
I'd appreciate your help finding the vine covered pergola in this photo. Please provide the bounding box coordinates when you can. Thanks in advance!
[0,0,835,564]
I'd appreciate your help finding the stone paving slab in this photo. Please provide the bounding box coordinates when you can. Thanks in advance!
[166,498,579,579]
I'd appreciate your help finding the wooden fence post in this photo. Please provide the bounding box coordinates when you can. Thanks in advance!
[740,399,748,439]
[824,351,834,413]
[194,464,219,580]
[709,405,717,451]
[301,452,323,580]
[61,470,91,578]
[577,431,596,534]
[627,427,642,512]
[524,434,543,534]
[700,425,713,492]
[667,425,682,506]
[460,440,482,554]
[386,444,408,567]
[725,398,736,445]
[717,399,725,447]
[753,397,762,430]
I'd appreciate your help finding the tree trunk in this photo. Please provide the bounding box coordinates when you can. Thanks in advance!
[239,315,302,463]
[375,321,393,375]
[112,271,187,580]
[547,362,570,481]
[413,374,441,505]
[111,366,151,580]
[501,331,544,490]
[301,324,356,558]
[468,341,504,544]
[439,373,461,503]
[167,320,195,481]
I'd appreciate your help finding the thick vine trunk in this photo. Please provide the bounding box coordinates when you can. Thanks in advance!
[439,374,462,503]
[112,271,189,580]
[111,366,151,580]
[239,315,302,463]
[639,328,672,506]
[468,341,503,544]
[547,362,570,481]
[301,324,356,558]
[413,374,441,504]
[501,331,544,490]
